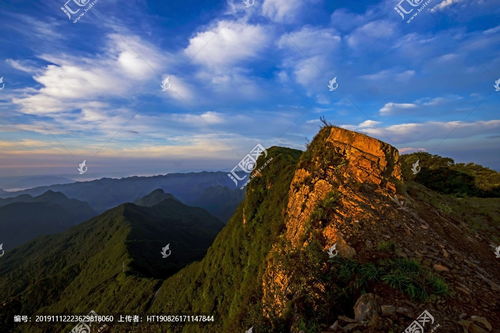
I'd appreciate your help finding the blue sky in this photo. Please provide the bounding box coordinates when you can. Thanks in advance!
[0,0,499,179]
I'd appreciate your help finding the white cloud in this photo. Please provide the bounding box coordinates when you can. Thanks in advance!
[358,120,500,143]
[379,95,464,115]
[109,34,164,79]
[6,59,39,73]
[262,0,306,23]
[399,147,427,153]
[430,0,464,12]
[379,102,417,115]
[160,75,194,102]
[185,20,271,69]
[330,9,368,32]
[347,20,396,49]
[278,26,341,56]
[12,33,170,115]
[277,27,341,93]
[358,120,381,128]
[360,69,415,82]
[0,139,51,150]
[170,111,226,126]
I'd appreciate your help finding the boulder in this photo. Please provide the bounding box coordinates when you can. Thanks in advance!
[354,293,380,323]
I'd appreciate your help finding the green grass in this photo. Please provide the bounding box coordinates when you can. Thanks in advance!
[377,241,396,252]
[331,257,449,302]
[407,181,500,244]
[309,191,342,227]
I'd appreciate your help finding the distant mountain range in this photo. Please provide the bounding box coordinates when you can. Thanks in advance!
[0,191,96,248]
[0,190,223,333]
[0,175,74,191]
[0,172,243,222]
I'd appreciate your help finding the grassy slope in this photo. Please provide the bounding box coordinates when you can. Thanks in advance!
[151,147,302,333]
[0,198,224,333]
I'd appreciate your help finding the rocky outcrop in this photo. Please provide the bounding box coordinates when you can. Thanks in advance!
[260,126,499,332]
[262,126,403,320]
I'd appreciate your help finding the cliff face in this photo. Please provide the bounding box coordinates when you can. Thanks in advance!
[260,126,499,332]
[262,126,403,318]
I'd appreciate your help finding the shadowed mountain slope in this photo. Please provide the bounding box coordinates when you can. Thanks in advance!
[0,191,223,333]
[0,191,96,248]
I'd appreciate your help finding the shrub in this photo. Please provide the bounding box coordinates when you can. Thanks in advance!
[329,257,449,302]
[377,241,396,252]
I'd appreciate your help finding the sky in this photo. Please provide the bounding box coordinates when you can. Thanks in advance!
[0,0,499,180]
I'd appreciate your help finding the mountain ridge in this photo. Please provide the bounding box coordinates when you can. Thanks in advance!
[0,172,243,222]
[0,191,96,248]
[0,190,224,333]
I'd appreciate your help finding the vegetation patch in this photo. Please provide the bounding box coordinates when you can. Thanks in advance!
[401,152,500,197]
[330,257,449,302]
[377,241,396,252]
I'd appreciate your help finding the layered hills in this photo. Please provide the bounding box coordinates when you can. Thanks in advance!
[0,172,243,222]
[0,191,96,248]
[0,126,498,333]
[0,191,223,333]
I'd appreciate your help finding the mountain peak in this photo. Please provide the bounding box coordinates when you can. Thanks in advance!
[315,126,401,191]
[36,190,68,201]
[134,189,177,207]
